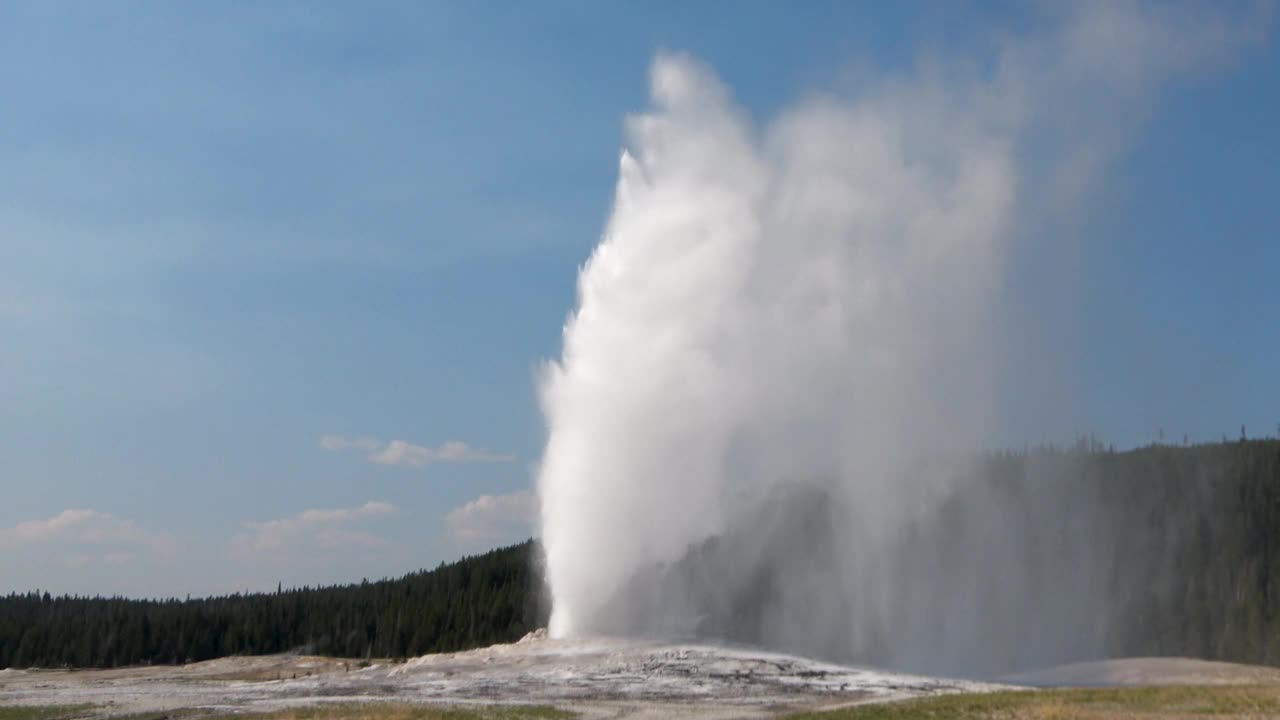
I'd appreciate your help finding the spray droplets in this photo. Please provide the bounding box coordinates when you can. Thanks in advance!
[536,5,1266,671]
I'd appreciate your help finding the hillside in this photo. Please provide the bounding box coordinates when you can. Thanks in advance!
[3,439,1280,674]
[0,540,546,669]
[607,439,1280,676]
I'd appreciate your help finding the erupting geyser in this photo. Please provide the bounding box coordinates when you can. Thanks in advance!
[537,50,1011,640]
[536,4,1265,677]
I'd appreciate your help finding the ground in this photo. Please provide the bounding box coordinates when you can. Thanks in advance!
[791,685,1280,719]
[3,635,1279,719]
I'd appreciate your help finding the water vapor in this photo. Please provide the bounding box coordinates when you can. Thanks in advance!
[536,3,1267,676]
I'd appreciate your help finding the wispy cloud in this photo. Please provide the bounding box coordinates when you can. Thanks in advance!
[320,435,514,467]
[0,509,173,564]
[232,500,395,554]
[445,490,537,547]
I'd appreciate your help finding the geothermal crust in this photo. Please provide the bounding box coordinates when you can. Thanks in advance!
[0,632,1007,718]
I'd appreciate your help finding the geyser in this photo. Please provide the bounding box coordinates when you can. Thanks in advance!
[536,4,1264,677]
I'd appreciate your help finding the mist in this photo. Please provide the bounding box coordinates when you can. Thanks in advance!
[536,3,1268,677]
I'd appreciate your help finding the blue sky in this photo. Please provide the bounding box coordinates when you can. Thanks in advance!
[1,1,1277,598]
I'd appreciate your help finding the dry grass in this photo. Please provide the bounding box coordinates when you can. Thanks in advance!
[0,702,571,720]
[0,709,92,720]
[790,685,1280,719]
[227,704,572,720]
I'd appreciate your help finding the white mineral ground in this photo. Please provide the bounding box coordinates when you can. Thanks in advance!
[0,630,1010,718]
[5,632,1278,719]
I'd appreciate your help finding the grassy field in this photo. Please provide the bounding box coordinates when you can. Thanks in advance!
[789,685,1280,719]
[0,709,89,720]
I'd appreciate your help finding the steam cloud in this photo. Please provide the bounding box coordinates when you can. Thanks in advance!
[536,3,1267,676]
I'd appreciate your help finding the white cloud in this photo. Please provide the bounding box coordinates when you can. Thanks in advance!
[445,490,537,547]
[0,509,168,554]
[232,500,395,553]
[320,435,514,467]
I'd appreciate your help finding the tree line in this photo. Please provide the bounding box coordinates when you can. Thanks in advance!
[881,437,1280,674]
[874,438,1280,671]
[3,439,1280,672]
[0,540,546,669]
[606,438,1280,675]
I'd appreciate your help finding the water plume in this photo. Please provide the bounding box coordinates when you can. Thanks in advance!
[536,3,1267,676]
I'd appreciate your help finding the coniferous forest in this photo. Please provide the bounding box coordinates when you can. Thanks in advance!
[0,540,546,669]
[594,438,1280,675]
[910,437,1280,672]
[2,439,1280,672]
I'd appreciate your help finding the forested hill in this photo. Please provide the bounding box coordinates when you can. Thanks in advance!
[604,438,1280,675]
[4,440,1280,673]
[0,540,546,669]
